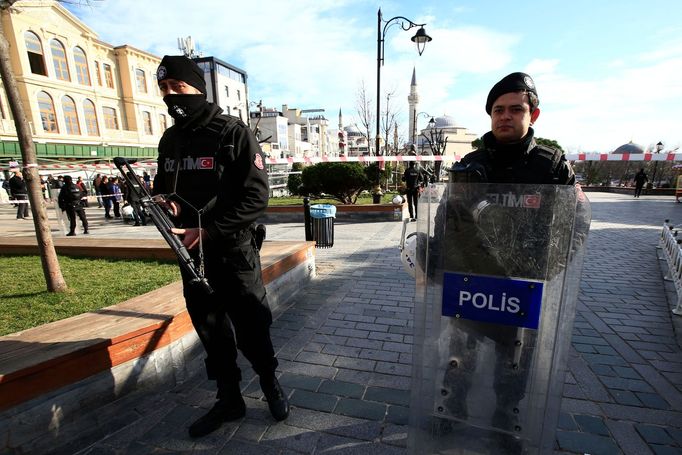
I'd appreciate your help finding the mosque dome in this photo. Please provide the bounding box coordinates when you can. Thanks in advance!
[612,141,645,154]
[344,125,363,136]
[432,115,457,129]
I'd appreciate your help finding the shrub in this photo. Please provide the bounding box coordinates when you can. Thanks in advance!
[301,162,370,204]
[286,162,304,195]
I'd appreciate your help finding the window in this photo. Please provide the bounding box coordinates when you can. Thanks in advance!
[50,39,70,81]
[135,69,147,93]
[103,63,114,88]
[37,91,58,133]
[94,61,102,85]
[237,89,241,101]
[83,99,99,136]
[24,31,47,75]
[62,96,80,135]
[224,86,229,97]
[73,47,91,85]
[103,106,118,129]
[225,106,231,115]
[142,111,152,135]
[159,114,167,132]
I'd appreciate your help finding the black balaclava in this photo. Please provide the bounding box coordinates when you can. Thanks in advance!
[156,55,208,123]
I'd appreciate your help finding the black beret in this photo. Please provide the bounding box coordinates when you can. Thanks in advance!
[156,55,206,95]
[485,72,538,114]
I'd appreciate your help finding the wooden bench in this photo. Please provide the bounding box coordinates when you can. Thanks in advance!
[0,238,315,413]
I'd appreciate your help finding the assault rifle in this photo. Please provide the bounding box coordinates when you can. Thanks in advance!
[113,157,213,295]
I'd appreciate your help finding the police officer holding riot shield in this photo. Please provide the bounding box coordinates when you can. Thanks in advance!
[153,56,288,438]
[427,73,584,454]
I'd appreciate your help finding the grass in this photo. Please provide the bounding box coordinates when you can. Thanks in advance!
[268,193,399,206]
[0,255,180,336]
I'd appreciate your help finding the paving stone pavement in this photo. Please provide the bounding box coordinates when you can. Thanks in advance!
[2,191,682,454]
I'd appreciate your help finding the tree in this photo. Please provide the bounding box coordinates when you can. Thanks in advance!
[0,1,68,291]
[536,137,564,152]
[355,80,374,153]
[286,162,304,195]
[421,126,448,182]
[380,90,400,156]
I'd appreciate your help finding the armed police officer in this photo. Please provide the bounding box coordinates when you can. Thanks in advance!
[153,55,288,438]
[58,175,88,236]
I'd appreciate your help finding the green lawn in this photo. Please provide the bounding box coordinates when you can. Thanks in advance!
[0,255,180,336]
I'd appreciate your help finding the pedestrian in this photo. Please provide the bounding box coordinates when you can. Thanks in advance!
[153,55,288,437]
[402,161,422,221]
[76,176,89,207]
[110,177,122,217]
[93,173,103,207]
[633,168,648,198]
[100,175,114,219]
[436,72,583,450]
[8,170,29,219]
[58,175,88,236]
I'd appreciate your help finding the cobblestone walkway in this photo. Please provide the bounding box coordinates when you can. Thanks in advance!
[3,192,681,454]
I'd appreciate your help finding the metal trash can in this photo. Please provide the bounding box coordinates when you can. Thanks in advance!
[309,203,336,248]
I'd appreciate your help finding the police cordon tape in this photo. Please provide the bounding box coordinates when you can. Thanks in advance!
[2,152,682,171]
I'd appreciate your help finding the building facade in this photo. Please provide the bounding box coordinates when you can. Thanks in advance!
[195,56,248,125]
[0,0,172,164]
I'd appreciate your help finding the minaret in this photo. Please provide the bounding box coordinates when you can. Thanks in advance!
[407,67,419,145]
[338,107,343,130]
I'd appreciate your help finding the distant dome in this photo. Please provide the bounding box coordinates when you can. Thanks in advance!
[612,141,645,154]
[432,115,457,129]
[344,125,363,136]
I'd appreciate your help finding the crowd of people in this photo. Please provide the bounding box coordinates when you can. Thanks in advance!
[1,169,153,234]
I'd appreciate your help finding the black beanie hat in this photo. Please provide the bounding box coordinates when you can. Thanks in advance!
[485,72,538,115]
[156,55,206,95]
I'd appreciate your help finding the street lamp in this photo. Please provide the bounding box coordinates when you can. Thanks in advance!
[375,8,431,157]
[411,111,433,151]
[652,141,664,187]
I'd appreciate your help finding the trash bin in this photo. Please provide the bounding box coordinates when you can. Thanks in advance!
[309,203,336,248]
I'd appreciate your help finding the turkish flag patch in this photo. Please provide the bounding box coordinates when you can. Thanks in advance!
[523,194,541,209]
[199,157,214,169]
[254,153,264,170]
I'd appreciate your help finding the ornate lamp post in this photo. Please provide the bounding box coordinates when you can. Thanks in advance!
[412,111,433,153]
[375,8,431,157]
[651,141,664,188]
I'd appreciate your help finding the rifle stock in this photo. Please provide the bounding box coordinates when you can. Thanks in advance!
[113,157,213,294]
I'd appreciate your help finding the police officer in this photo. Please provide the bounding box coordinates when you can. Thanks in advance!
[438,73,581,452]
[457,72,574,185]
[153,55,288,438]
[402,161,422,221]
[58,175,88,236]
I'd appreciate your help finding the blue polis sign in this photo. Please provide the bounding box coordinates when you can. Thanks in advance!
[442,272,544,329]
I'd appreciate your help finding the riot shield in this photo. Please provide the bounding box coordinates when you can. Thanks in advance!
[409,182,590,455]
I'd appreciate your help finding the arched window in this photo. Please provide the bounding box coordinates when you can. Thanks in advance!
[142,111,152,135]
[24,31,47,75]
[37,91,58,133]
[73,46,91,85]
[50,39,70,81]
[135,69,147,93]
[103,106,119,129]
[159,113,168,132]
[83,99,99,136]
[62,95,80,135]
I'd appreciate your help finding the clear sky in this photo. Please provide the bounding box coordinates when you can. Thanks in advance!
[66,0,681,153]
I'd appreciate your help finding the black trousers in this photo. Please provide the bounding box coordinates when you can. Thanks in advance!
[15,194,29,218]
[65,205,88,233]
[405,188,420,219]
[181,230,277,390]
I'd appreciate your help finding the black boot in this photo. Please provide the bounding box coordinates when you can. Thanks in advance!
[260,375,289,421]
[66,231,76,236]
[188,382,245,438]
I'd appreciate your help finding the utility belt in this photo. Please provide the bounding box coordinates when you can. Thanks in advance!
[214,224,266,250]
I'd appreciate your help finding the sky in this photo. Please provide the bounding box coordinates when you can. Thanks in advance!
[66,0,682,153]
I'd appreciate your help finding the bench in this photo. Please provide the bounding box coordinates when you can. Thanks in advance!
[0,238,314,419]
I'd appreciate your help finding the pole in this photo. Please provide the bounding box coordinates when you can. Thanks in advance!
[375,8,382,157]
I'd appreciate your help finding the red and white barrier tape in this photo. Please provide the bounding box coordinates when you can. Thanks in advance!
[2,152,682,171]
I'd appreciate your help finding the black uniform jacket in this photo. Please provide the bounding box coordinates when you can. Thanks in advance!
[460,128,575,185]
[154,103,269,242]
